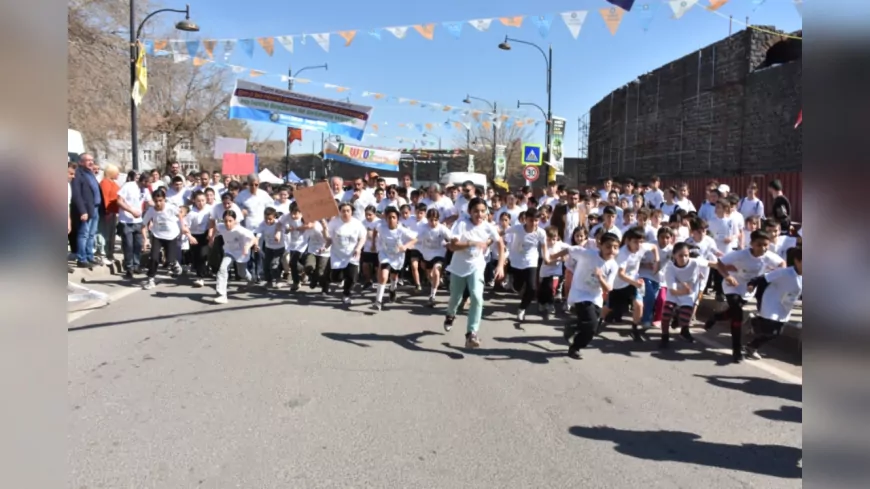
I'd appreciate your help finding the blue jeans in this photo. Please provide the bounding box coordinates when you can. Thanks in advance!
[76,207,99,262]
[641,277,661,324]
[446,269,485,334]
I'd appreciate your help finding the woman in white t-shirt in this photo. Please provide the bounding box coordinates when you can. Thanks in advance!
[212,209,257,304]
[325,202,367,305]
[141,188,185,290]
[505,209,549,323]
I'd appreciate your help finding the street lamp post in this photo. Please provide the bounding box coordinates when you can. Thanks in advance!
[284,63,328,179]
[129,2,199,172]
[462,95,498,182]
[499,36,553,184]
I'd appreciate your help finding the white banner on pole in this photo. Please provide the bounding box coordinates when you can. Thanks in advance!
[548,117,566,176]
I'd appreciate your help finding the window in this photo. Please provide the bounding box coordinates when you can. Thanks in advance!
[142,150,154,162]
[178,139,192,151]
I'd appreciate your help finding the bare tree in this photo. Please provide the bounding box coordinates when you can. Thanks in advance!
[452,120,532,187]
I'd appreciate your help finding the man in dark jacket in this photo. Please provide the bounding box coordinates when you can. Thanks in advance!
[70,153,102,268]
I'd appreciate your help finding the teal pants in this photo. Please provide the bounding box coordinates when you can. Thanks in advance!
[446,269,485,334]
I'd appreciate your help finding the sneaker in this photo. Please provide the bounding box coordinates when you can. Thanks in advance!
[266,281,274,289]
[213,295,228,304]
[465,332,481,348]
[629,329,643,342]
[641,321,654,329]
[486,280,495,287]
[76,261,93,270]
[703,318,717,331]
[342,296,351,306]
[732,354,743,364]
[567,347,582,360]
[427,297,436,307]
[541,308,550,322]
[595,317,606,335]
[658,339,669,349]
[124,270,134,280]
[373,301,383,311]
[443,315,455,332]
[562,302,571,313]
[563,323,576,343]
[414,284,422,294]
[744,346,762,360]
[389,289,397,303]
[143,278,156,290]
[363,282,373,291]
[679,327,695,343]
[290,283,300,292]
[517,309,526,322]
[193,279,205,288]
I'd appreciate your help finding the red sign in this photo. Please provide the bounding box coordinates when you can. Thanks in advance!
[221,153,256,176]
[523,165,540,182]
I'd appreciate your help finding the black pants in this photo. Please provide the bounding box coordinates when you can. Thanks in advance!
[209,234,225,273]
[262,247,284,283]
[537,276,559,305]
[304,254,330,288]
[607,285,637,322]
[754,279,769,311]
[511,267,538,309]
[190,232,210,278]
[711,268,724,295]
[711,293,745,358]
[288,250,304,285]
[569,301,600,350]
[148,237,178,278]
[747,316,784,351]
[118,222,144,272]
[329,264,359,297]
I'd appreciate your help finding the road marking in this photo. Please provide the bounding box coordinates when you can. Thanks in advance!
[67,286,142,324]
[692,332,803,385]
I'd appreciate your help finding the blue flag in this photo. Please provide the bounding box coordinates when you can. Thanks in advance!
[368,29,382,40]
[238,39,255,58]
[638,2,660,31]
[533,15,554,38]
[443,22,463,39]
[185,40,200,57]
[606,0,636,11]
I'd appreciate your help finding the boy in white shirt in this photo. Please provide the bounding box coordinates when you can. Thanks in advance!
[254,207,286,289]
[737,182,765,220]
[603,227,659,341]
[212,209,257,304]
[743,248,802,359]
[279,203,307,291]
[659,241,710,348]
[639,226,674,328]
[539,226,568,320]
[372,207,418,310]
[589,206,623,241]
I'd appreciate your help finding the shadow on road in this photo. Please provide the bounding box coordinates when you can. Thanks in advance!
[440,342,564,364]
[568,425,802,479]
[755,405,802,423]
[695,375,802,403]
[321,331,464,360]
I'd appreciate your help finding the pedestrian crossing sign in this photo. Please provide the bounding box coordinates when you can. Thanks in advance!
[522,143,542,166]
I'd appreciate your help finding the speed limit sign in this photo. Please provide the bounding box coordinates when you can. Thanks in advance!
[523,165,540,182]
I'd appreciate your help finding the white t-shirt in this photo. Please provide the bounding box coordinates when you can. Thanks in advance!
[759,266,802,322]
[376,222,418,269]
[708,216,741,254]
[541,241,568,278]
[562,207,584,243]
[272,200,292,216]
[506,224,547,270]
[210,203,243,224]
[421,195,456,222]
[377,198,403,214]
[644,188,664,209]
[612,243,655,290]
[540,195,560,209]
[217,223,256,263]
[279,215,307,253]
[674,197,696,213]
[495,206,523,227]
[719,249,785,298]
[165,187,191,209]
[589,223,623,241]
[686,234,719,262]
[663,257,710,307]
[415,221,451,261]
[117,182,151,224]
[772,235,797,263]
[698,201,717,223]
[341,190,376,221]
[363,218,381,253]
[327,218,366,269]
[660,202,680,219]
[236,189,275,231]
[304,221,330,257]
[185,204,213,235]
[639,243,673,282]
[737,197,765,220]
[255,221,286,250]
[565,247,619,307]
[447,219,501,277]
[143,206,181,240]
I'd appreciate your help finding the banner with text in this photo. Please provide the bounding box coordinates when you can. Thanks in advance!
[229,80,373,140]
[548,116,566,176]
[494,144,507,182]
[324,141,401,172]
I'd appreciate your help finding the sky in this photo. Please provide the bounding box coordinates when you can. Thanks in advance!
[150,0,802,157]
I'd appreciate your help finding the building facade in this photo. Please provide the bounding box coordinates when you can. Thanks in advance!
[97,135,198,174]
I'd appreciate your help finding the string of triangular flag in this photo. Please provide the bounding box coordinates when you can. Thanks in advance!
[165,53,545,128]
[143,0,800,58]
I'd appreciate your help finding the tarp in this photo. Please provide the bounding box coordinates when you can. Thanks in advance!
[286,171,302,183]
[323,141,401,172]
[258,168,283,184]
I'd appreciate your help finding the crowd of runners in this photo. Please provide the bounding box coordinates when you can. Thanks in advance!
[68,156,802,363]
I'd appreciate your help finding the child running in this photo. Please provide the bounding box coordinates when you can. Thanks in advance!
[505,209,549,322]
[659,241,709,348]
[212,209,257,304]
[415,208,451,306]
[743,247,802,359]
[372,207,418,311]
[141,188,184,290]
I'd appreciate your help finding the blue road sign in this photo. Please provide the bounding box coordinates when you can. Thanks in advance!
[522,143,542,166]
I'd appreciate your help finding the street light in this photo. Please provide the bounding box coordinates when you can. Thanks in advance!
[285,63,329,179]
[500,36,553,184]
[463,95,498,181]
[129,3,199,172]
[517,100,547,120]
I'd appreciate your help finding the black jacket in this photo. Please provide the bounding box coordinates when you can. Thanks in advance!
[70,165,97,218]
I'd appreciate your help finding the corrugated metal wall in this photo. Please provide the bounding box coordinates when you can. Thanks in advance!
[662,171,802,222]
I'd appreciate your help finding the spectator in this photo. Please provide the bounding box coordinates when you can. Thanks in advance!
[70,153,102,269]
[768,179,791,232]
[96,164,121,266]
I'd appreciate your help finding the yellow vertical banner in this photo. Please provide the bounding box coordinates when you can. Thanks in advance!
[131,41,147,106]
[256,37,274,56]
[338,30,357,46]
[499,16,524,27]
[600,7,625,35]
[413,24,436,40]
[202,40,216,58]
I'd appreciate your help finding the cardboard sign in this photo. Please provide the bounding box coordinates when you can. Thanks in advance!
[222,153,256,176]
[294,182,339,222]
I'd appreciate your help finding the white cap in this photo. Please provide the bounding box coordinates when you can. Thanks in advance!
[718,184,730,194]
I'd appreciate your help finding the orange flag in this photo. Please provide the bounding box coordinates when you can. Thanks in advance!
[202,40,217,58]
[257,37,274,56]
[336,86,350,93]
[413,24,435,40]
[192,57,208,67]
[482,121,492,130]
[408,100,419,106]
[153,40,168,52]
[338,30,357,46]
[249,69,265,77]
[372,123,379,132]
[708,0,729,11]
[425,123,434,130]
[499,16,524,28]
[443,105,453,111]
[374,93,386,99]
[600,7,625,36]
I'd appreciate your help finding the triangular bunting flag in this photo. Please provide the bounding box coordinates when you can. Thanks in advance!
[443,105,453,111]
[230,65,245,74]
[249,69,264,78]
[374,93,386,99]
[192,57,208,67]
[499,16,524,28]
[372,124,379,132]
[202,39,216,58]
[409,100,419,105]
[638,2,660,31]
[276,35,294,53]
[385,26,409,39]
[312,33,330,52]
[413,24,435,40]
[153,40,168,52]
[257,37,275,56]
[600,7,626,35]
[172,51,190,63]
[560,11,588,39]
[708,0,729,11]
[222,40,235,61]
[443,22,463,39]
[238,39,255,58]
[185,40,200,57]
[669,0,698,19]
[143,40,154,55]
[425,123,433,130]
[300,34,307,45]
[533,15,554,38]
[338,30,357,46]
[468,19,493,31]
[369,29,382,40]
[606,0,636,11]
[169,40,185,54]
[793,0,802,17]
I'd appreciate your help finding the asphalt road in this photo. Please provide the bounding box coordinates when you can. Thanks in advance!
[68,275,802,489]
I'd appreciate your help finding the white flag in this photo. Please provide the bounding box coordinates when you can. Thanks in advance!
[385,26,408,39]
[230,65,245,74]
[276,35,294,54]
[311,33,330,52]
[793,0,802,18]
[468,19,493,31]
[222,40,236,61]
[669,0,698,19]
[560,11,588,39]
